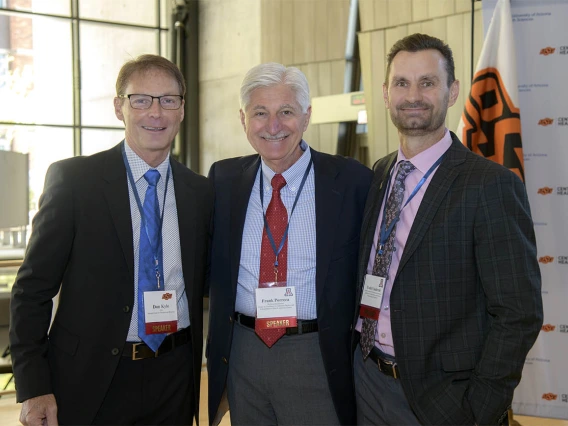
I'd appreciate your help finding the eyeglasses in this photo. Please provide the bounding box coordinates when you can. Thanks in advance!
[119,94,184,110]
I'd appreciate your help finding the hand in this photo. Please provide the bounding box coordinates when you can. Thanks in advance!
[19,394,58,426]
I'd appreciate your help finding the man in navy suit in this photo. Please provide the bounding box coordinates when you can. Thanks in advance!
[207,62,372,425]
[353,33,542,426]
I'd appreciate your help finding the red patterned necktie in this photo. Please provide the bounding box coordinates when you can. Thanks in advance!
[255,173,288,347]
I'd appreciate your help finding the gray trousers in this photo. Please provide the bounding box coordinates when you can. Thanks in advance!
[227,321,340,425]
[354,344,421,425]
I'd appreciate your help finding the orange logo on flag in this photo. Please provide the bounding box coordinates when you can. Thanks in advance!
[461,68,524,181]
[162,292,173,300]
[542,393,557,401]
[538,256,554,264]
[540,47,556,56]
[538,118,554,126]
[537,187,553,195]
[541,324,556,332]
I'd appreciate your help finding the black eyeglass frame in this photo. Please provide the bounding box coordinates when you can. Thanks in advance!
[118,94,185,110]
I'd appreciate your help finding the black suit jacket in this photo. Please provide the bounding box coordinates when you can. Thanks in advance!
[353,133,543,425]
[206,148,372,425]
[10,142,214,425]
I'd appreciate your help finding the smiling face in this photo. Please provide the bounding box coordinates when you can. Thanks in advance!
[114,69,184,167]
[240,84,311,173]
[383,49,459,139]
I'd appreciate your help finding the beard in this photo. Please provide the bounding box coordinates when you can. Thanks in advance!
[389,97,449,136]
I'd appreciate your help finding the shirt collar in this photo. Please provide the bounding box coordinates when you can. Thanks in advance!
[396,128,452,174]
[260,140,312,194]
[124,140,170,182]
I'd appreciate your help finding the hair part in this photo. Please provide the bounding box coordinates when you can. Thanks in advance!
[116,54,186,96]
[240,62,310,113]
[385,33,456,87]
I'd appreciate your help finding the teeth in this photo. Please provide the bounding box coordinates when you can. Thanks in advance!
[143,126,165,130]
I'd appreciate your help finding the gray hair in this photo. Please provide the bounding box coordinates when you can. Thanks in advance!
[239,63,310,113]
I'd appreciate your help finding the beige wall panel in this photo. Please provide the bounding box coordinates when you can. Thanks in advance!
[199,0,261,81]
[299,63,321,150]
[359,0,375,32]
[200,76,255,174]
[327,0,349,60]
[428,0,455,19]
[281,0,295,64]
[423,17,447,42]
[473,8,483,62]
[407,22,423,35]
[387,0,413,28]
[314,0,329,62]
[455,0,471,14]
[317,61,333,97]
[318,123,336,154]
[374,0,388,30]
[412,0,429,22]
[358,31,373,163]
[446,13,466,133]
[330,59,345,94]
[293,0,316,64]
[384,26,408,154]
[261,0,282,63]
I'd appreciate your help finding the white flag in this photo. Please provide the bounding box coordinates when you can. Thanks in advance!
[456,0,524,182]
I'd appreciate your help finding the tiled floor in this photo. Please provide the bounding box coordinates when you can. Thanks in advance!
[0,371,566,426]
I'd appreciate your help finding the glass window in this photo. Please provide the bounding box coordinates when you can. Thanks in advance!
[81,128,125,156]
[80,22,159,127]
[79,0,157,26]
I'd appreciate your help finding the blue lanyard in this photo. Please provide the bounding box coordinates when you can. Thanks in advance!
[259,158,313,269]
[377,154,445,255]
[121,142,170,288]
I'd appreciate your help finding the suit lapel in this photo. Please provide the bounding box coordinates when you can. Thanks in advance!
[230,157,260,299]
[102,142,135,281]
[396,136,467,275]
[171,160,197,310]
[312,150,343,309]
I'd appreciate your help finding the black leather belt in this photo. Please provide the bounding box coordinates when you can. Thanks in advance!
[235,312,318,335]
[369,346,400,379]
[124,327,191,360]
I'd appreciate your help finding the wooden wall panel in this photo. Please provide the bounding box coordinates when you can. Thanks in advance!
[359,0,375,32]
[421,17,447,42]
[407,22,423,35]
[388,0,413,28]
[455,0,471,14]
[428,0,454,19]
[293,0,316,64]
[300,62,321,150]
[328,0,350,60]
[373,0,388,30]
[412,0,429,22]
[314,0,329,62]
[280,0,295,64]
[446,13,466,133]
[261,0,281,63]
[330,59,345,94]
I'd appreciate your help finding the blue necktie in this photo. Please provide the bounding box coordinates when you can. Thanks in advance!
[138,169,166,351]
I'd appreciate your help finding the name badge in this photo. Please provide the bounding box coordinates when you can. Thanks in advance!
[359,274,386,320]
[255,286,298,329]
[143,290,178,335]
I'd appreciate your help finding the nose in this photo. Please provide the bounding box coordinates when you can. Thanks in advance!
[405,84,422,103]
[148,98,162,117]
[267,115,282,134]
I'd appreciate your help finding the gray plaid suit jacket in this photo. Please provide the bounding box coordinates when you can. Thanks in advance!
[353,132,543,426]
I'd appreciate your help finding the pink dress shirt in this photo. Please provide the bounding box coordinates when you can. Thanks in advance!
[357,129,453,356]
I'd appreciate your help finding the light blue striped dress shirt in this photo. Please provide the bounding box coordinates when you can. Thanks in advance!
[124,142,190,342]
[235,141,317,320]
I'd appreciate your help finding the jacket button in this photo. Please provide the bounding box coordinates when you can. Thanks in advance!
[123,306,130,313]
[111,348,120,356]
[229,316,233,323]
[222,357,228,364]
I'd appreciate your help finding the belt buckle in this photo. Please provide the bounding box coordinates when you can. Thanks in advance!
[132,342,143,360]
[378,358,398,379]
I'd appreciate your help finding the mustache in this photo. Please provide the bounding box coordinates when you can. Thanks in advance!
[398,102,431,109]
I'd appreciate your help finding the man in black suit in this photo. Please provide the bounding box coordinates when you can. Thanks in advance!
[353,33,543,425]
[10,54,213,425]
[207,62,372,425]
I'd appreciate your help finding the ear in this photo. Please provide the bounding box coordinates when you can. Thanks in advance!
[239,109,247,132]
[114,97,124,121]
[382,83,389,108]
[302,105,312,132]
[179,99,185,122]
[448,79,460,107]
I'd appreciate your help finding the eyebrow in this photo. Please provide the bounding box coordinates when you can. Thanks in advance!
[251,104,298,111]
